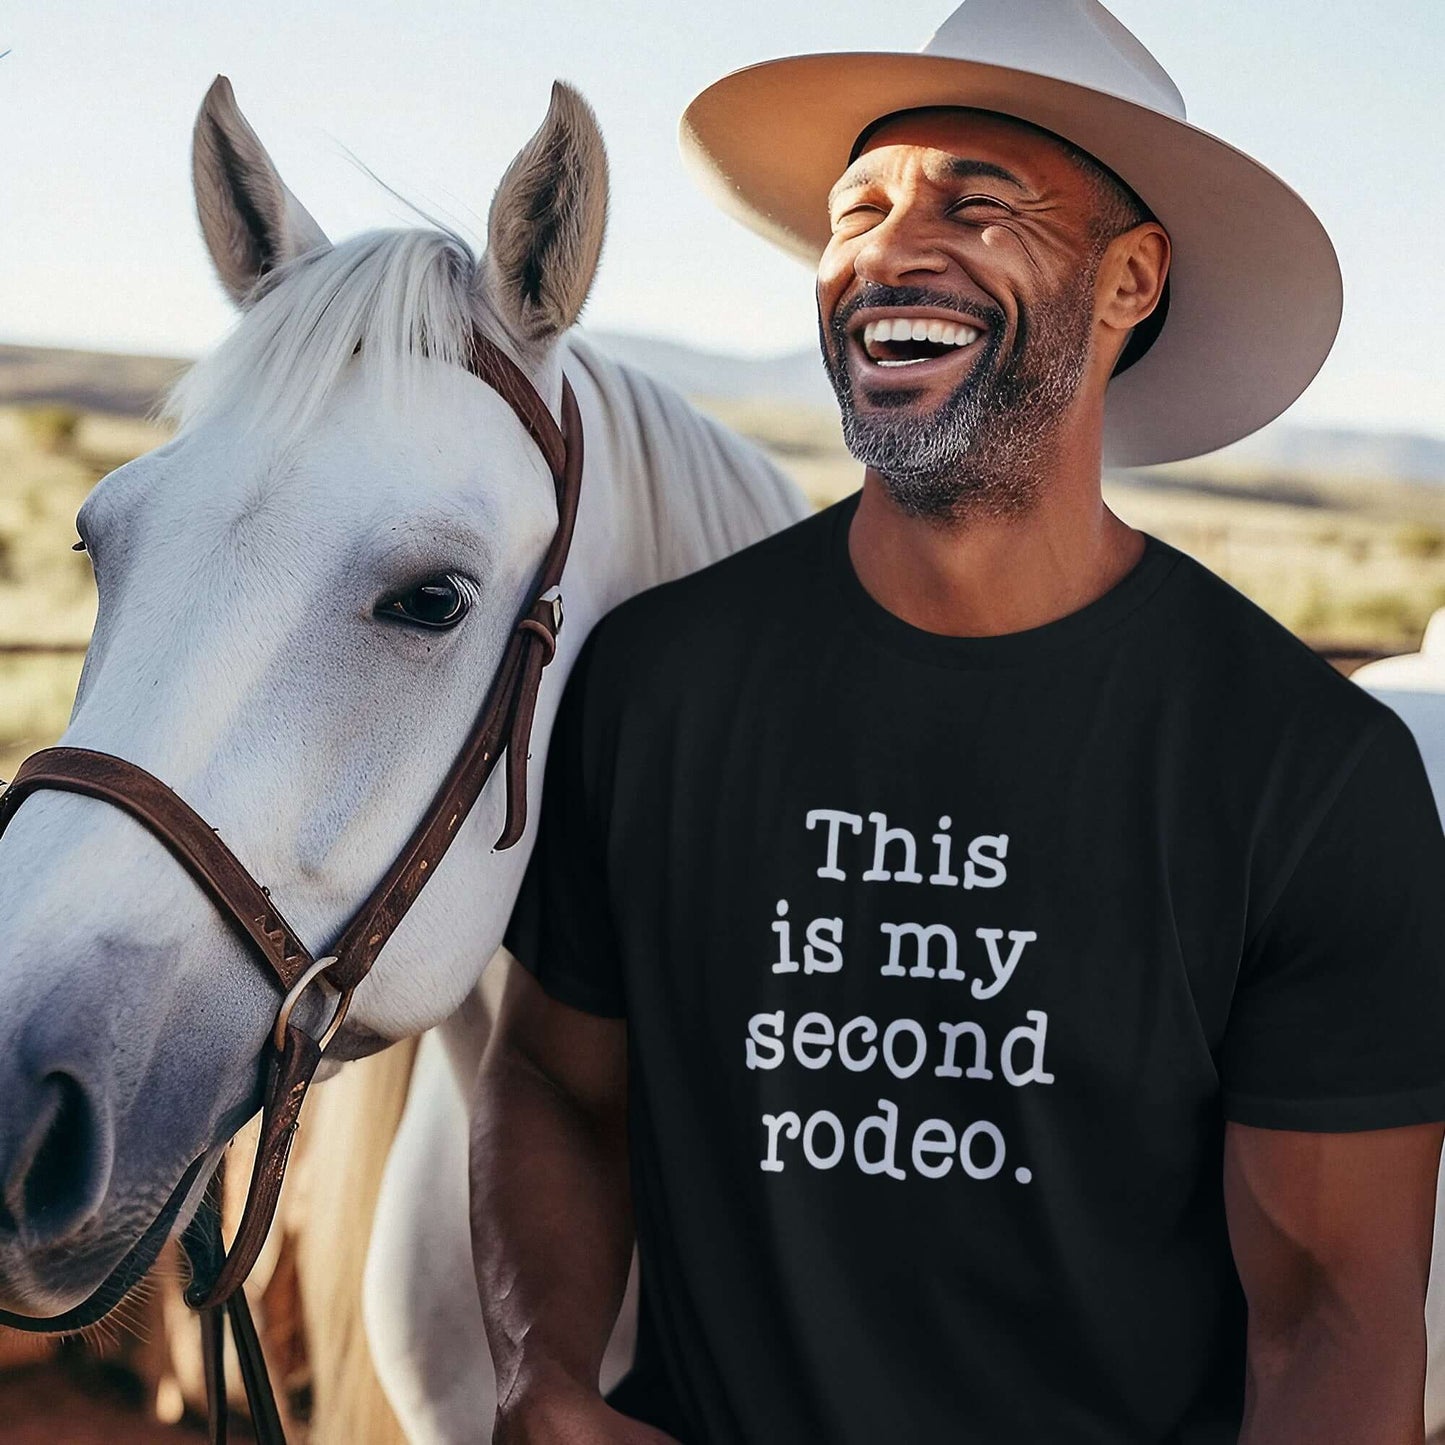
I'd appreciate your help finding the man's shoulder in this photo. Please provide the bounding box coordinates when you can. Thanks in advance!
[587,497,838,666]
[1157,540,1399,758]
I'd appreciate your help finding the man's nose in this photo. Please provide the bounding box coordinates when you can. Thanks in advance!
[851,211,950,286]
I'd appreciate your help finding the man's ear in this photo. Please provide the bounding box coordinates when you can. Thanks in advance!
[1098,222,1170,366]
[479,81,608,351]
[192,75,331,306]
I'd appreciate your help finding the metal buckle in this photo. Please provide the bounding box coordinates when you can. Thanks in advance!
[538,585,564,635]
[272,955,353,1053]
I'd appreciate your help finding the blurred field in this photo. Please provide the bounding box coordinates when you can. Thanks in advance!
[3,393,1444,778]
[0,406,169,776]
[704,395,1445,653]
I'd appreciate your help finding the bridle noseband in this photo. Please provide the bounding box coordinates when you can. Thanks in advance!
[0,334,584,1442]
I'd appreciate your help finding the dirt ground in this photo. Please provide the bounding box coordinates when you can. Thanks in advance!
[0,1356,253,1444]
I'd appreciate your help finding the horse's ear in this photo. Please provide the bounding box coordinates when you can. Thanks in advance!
[192,75,330,306]
[481,81,608,349]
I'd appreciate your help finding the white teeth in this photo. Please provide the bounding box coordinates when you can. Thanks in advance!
[861,316,983,357]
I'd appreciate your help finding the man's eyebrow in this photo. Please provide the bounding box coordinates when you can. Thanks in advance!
[828,156,1030,209]
[940,157,1029,191]
[827,166,876,208]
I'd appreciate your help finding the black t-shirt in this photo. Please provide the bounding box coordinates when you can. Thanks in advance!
[504,490,1445,1445]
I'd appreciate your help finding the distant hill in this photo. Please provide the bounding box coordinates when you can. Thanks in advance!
[1210,424,1445,488]
[584,329,838,409]
[4,333,1442,489]
[0,343,187,418]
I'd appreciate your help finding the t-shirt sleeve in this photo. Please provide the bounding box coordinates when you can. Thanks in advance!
[1221,707,1445,1131]
[502,628,626,1018]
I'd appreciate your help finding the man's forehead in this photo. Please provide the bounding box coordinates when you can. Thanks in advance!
[832,107,1064,196]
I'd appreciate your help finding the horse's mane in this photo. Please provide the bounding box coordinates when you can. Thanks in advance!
[163,228,480,440]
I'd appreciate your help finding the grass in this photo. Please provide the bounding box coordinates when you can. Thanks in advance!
[0,653,85,779]
[0,405,169,772]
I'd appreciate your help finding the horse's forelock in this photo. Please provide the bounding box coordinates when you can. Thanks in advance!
[163,228,482,444]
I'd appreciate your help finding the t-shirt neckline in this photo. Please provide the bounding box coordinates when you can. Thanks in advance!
[825,488,1182,670]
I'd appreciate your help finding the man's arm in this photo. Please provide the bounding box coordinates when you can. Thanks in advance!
[470,956,676,1444]
[1224,1120,1443,1445]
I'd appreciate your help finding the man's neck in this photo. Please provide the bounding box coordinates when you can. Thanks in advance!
[847,459,1146,639]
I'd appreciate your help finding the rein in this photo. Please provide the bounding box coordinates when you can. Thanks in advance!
[0,333,584,1442]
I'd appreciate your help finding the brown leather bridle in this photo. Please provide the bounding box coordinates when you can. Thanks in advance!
[0,334,583,1442]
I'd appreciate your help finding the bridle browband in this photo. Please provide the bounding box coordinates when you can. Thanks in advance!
[0,333,584,1442]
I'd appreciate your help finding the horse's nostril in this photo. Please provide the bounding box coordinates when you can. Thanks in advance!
[5,1072,109,1246]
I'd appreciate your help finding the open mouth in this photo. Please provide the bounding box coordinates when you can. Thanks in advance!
[850,311,988,374]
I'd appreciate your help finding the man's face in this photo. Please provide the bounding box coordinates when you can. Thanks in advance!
[817,108,1113,521]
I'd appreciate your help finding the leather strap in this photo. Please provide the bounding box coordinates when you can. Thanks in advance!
[199,1300,228,1445]
[228,1286,286,1443]
[185,1024,322,1312]
[468,333,568,480]
[0,749,315,990]
[182,1168,287,1445]
[325,372,582,989]
[0,331,584,1444]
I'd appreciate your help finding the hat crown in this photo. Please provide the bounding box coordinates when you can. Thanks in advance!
[923,0,1186,120]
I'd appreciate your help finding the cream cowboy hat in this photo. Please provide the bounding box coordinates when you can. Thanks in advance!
[679,0,1343,468]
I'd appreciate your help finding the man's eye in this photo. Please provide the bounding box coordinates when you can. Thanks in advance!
[832,204,883,227]
[950,194,1010,215]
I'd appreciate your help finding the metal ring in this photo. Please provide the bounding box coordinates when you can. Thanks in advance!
[272,955,353,1053]
[538,584,564,634]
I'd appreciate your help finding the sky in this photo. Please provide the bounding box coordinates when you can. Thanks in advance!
[0,0,1441,438]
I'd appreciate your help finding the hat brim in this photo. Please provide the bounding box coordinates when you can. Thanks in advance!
[680,51,1343,467]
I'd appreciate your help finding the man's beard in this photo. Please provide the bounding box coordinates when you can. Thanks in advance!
[819,261,1100,524]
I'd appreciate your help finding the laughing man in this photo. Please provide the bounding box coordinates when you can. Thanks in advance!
[472,2,1445,1441]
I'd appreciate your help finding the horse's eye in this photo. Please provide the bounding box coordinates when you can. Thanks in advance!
[378,575,471,630]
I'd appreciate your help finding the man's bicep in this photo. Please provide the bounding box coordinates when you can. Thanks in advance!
[1223,1120,1442,1333]
[486,951,628,1122]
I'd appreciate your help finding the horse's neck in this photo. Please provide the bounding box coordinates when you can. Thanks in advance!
[562,333,808,609]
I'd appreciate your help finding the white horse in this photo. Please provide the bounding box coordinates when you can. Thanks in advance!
[0,75,807,1440]
[1352,610,1445,1445]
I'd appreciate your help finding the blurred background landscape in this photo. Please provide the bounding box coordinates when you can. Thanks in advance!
[4,330,1443,782]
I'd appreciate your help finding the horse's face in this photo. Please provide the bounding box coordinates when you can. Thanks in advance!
[0,77,606,1317]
